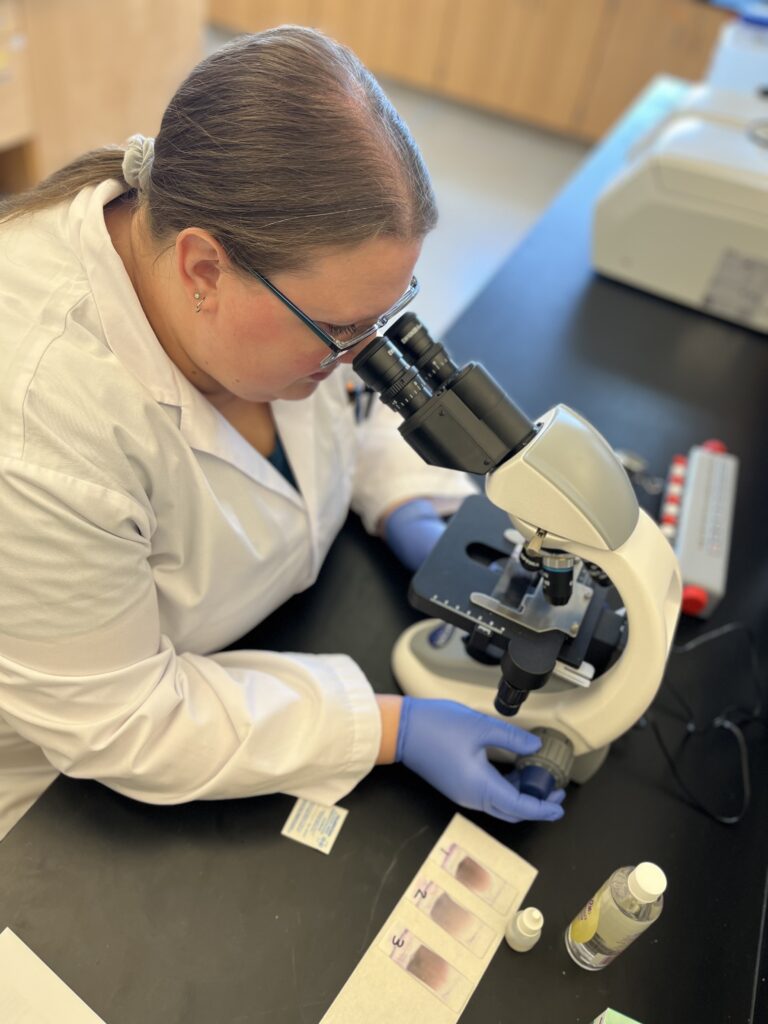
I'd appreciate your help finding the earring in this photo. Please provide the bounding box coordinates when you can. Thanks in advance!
[194,291,205,314]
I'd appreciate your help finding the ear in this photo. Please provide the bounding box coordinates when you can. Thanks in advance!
[175,228,228,310]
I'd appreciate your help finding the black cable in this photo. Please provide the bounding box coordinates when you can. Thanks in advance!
[643,620,765,826]
[671,621,766,722]
[659,680,696,726]
[644,712,751,825]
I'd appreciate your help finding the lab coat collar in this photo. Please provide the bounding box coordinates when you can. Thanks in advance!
[74,181,306,508]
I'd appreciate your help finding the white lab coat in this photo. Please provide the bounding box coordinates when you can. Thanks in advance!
[0,180,475,840]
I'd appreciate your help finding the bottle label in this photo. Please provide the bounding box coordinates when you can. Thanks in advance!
[570,880,656,953]
[593,909,649,952]
[569,889,602,944]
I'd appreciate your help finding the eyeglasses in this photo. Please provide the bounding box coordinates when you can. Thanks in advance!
[252,271,420,369]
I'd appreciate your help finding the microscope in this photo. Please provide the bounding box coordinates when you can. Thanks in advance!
[353,314,682,799]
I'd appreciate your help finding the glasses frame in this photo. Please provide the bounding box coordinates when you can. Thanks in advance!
[252,271,420,368]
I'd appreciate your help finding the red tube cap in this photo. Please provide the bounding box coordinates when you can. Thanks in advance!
[681,584,709,617]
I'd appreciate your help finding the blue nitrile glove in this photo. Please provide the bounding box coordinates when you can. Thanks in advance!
[395,698,566,823]
[384,498,445,572]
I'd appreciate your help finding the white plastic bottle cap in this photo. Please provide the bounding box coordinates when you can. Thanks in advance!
[505,906,544,952]
[628,862,667,903]
[517,907,543,935]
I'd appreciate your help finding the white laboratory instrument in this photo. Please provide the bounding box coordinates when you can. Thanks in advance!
[707,2,768,93]
[592,84,768,333]
[353,316,682,794]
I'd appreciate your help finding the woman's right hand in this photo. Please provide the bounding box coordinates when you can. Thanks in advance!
[391,697,566,824]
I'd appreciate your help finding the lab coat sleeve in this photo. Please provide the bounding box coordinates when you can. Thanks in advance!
[349,387,479,535]
[0,457,381,807]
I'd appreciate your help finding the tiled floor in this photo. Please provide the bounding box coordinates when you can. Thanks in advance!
[206,25,589,337]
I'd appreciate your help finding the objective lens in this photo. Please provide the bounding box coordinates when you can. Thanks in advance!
[353,336,431,417]
[385,313,458,391]
[541,553,575,607]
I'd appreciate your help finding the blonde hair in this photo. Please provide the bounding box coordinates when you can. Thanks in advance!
[0,26,437,274]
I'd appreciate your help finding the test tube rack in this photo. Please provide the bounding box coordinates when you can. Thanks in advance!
[659,440,738,618]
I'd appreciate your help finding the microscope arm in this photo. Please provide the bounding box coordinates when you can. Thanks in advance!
[484,403,681,748]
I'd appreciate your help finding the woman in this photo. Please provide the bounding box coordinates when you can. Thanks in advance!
[0,26,564,839]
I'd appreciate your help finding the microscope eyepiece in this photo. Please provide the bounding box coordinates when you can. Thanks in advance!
[353,312,535,474]
[353,335,431,417]
[384,313,458,391]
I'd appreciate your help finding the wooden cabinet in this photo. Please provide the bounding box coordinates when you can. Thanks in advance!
[212,0,451,91]
[0,0,33,152]
[0,0,730,184]
[317,0,452,91]
[0,0,205,192]
[437,0,609,135]
[209,0,314,33]
[572,0,732,139]
[208,0,733,140]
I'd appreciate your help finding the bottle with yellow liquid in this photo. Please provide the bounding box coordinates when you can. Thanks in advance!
[565,863,666,970]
